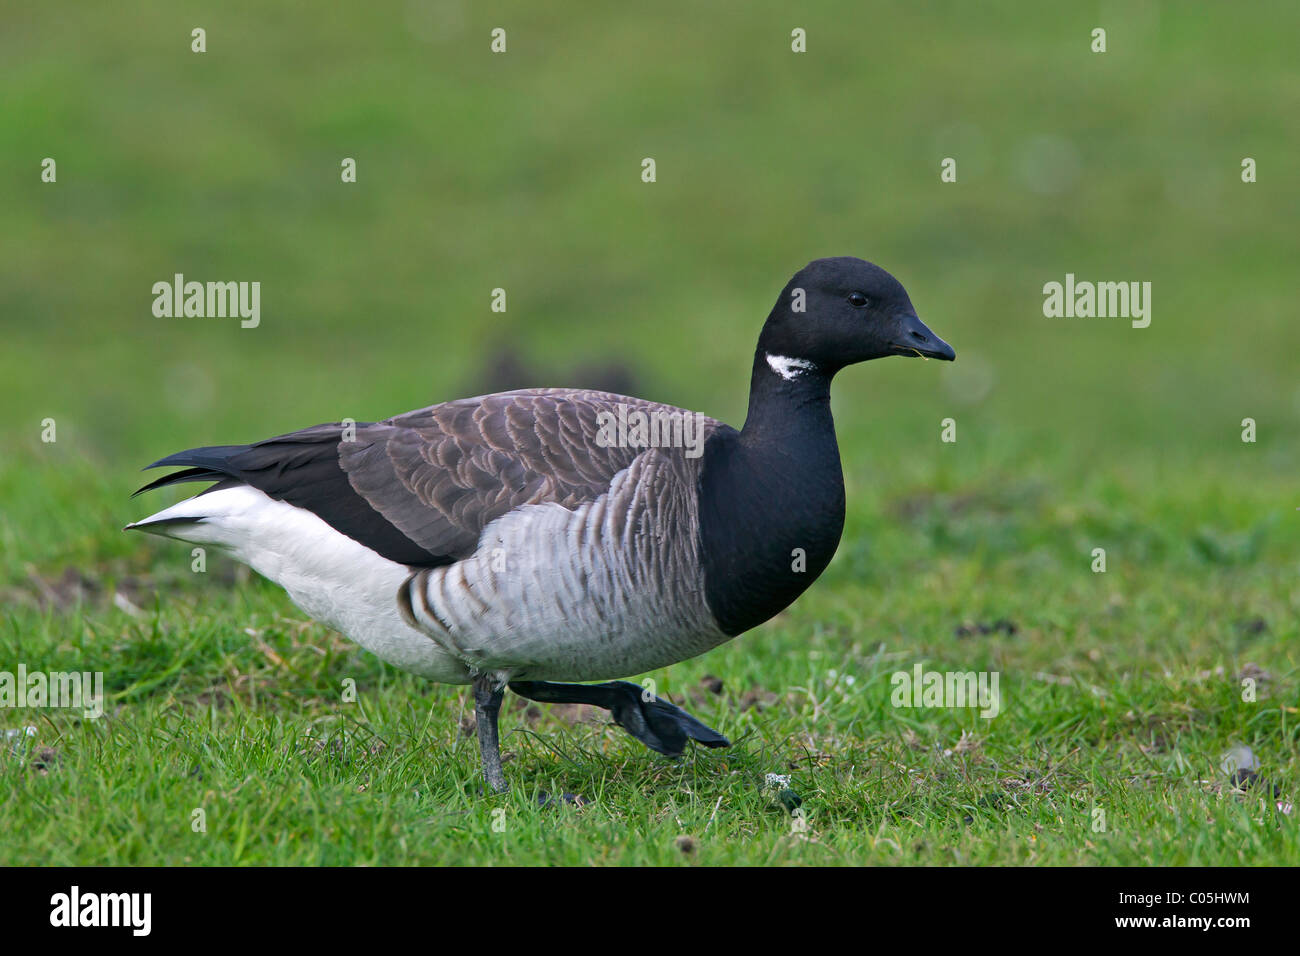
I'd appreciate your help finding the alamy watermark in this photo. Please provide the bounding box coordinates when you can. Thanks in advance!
[595,403,706,458]
[890,663,1000,719]
[1042,274,1151,328]
[151,273,260,328]
[1,665,104,719]
[50,886,150,936]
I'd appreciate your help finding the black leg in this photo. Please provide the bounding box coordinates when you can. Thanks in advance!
[509,680,730,757]
[473,675,509,794]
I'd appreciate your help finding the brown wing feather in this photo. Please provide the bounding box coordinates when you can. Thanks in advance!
[339,389,721,564]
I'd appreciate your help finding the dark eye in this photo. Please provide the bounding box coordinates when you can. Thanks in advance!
[847,292,869,308]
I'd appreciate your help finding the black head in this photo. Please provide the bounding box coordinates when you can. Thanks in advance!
[757,257,955,376]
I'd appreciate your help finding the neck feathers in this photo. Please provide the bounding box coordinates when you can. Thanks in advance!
[697,346,846,635]
[742,348,833,442]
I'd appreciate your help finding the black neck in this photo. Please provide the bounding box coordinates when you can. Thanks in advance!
[697,348,847,636]
[739,348,835,445]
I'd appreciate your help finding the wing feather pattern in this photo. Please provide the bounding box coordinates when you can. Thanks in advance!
[139,388,723,567]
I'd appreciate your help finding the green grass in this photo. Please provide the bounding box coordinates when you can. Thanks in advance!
[2,1,1298,864]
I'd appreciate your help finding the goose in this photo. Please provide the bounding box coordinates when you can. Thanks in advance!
[126,257,955,794]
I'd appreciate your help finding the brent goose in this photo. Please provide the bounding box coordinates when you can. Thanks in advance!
[127,257,954,793]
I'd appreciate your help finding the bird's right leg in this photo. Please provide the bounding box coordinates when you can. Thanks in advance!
[473,674,509,794]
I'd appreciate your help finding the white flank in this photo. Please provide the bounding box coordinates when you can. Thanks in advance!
[129,451,728,684]
[127,486,469,682]
[402,452,728,682]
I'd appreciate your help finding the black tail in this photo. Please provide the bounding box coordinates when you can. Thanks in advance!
[132,445,253,498]
[131,424,442,566]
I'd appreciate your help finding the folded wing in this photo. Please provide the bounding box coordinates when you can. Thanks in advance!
[136,388,718,567]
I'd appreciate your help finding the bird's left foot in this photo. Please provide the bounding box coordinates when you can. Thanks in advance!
[508,679,730,757]
[536,791,588,809]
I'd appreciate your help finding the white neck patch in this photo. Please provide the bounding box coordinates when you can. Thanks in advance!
[765,353,817,381]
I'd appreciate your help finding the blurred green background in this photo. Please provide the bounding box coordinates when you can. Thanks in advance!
[2,0,1297,666]
[1,0,1298,866]
[5,1,1298,492]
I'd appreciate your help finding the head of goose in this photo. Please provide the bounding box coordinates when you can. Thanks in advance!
[757,257,955,380]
